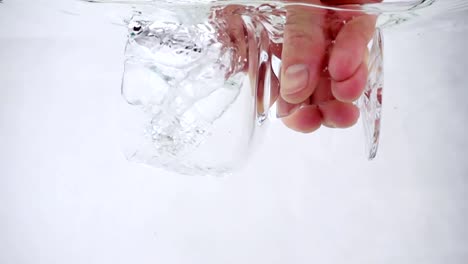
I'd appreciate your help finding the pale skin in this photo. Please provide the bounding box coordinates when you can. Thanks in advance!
[216,0,379,132]
[279,0,380,132]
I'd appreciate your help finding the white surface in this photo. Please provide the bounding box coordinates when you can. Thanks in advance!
[1,1,467,263]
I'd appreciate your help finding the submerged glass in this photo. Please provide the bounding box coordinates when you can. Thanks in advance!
[110,0,466,175]
[6,0,460,176]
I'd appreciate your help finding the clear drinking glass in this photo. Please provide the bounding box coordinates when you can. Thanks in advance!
[106,0,436,175]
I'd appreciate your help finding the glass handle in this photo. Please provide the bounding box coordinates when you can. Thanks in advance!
[359,27,384,160]
[263,28,385,160]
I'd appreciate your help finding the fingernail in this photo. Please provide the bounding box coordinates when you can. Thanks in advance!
[282,64,309,96]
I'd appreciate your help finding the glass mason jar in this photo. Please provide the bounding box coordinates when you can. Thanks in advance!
[91,0,440,175]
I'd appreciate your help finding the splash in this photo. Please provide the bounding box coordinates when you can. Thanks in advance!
[95,0,468,174]
[121,11,246,174]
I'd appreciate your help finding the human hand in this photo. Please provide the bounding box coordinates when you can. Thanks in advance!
[278,0,379,132]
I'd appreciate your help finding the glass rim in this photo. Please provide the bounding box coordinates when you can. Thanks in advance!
[80,0,435,14]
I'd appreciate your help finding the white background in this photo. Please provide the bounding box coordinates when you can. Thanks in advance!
[1,1,467,263]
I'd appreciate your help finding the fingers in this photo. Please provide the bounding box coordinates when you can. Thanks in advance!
[277,1,378,133]
[328,14,377,82]
[331,61,368,102]
[280,3,327,104]
[282,105,322,133]
[282,100,359,132]
[319,100,360,128]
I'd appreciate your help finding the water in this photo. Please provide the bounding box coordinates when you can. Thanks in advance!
[111,0,468,174]
[121,7,248,173]
[3,0,468,175]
